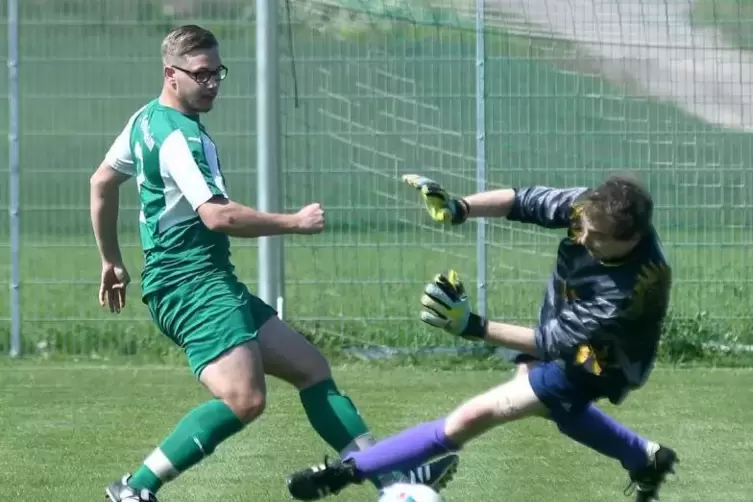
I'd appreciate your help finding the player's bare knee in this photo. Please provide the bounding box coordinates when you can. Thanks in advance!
[444,393,503,443]
[448,376,543,438]
[199,341,267,422]
[222,388,266,423]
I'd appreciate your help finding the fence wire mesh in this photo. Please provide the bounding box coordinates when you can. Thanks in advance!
[1,0,751,358]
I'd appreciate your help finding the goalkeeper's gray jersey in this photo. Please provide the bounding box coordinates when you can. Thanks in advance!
[507,187,672,391]
[104,99,233,298]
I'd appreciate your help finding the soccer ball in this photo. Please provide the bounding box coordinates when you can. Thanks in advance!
[378,483,444,502]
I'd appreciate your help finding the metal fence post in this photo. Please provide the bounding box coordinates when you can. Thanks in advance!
[256,0,285,318]
[475,0,487,321]
[8,0,21,357]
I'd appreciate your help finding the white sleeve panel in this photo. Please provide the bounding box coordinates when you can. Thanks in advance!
[160,129,221,210]
[104,107,146,177]
[104,123,136,177]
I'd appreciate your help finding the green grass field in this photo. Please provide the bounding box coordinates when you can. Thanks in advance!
[1,5,752,502]
[2,361,753,501]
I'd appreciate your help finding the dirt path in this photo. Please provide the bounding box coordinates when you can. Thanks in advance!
[488,0,753,132]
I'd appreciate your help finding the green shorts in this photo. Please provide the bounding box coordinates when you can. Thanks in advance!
[145,274,277,377]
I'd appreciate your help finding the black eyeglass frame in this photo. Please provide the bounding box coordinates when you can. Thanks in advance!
[171,64,228,85]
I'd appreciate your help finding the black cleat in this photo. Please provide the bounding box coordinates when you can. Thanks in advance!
[402,454,460,492]
[105,474,159,502]
[625,445,678,501]
[286,456,363,501]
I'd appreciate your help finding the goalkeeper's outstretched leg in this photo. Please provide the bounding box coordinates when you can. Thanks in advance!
[286,360,677,501]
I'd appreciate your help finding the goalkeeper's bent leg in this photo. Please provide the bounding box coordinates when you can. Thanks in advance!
[527,361,657,472]
[552,403,657,471]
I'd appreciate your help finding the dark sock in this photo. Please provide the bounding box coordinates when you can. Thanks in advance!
[552,403,651,471]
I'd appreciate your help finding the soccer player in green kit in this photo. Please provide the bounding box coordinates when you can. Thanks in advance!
[89,25,459,502]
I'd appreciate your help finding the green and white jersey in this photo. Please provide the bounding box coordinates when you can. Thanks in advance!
[104,98,234,298]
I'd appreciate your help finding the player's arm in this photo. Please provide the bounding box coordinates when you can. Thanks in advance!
[403,174,588,228]
[419,270,539,353]
[402,174,512,224]
[504,186,589,229]
[478,321,537,354]
[461,188,516,218]
[90,162,131,264]
[90,121,136,265]
[197,197,310,237]
[418,270,625,365]
[424,289,626,364]
[161,130,314,238]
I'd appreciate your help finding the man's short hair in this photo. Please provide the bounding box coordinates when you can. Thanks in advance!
[161,25,218,64]
[580,173,654,240]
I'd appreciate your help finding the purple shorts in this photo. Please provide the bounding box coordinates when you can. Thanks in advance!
[528,361,627,414]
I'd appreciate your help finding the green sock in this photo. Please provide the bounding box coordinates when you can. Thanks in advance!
[128,399,245,493]
[299,379,406,489]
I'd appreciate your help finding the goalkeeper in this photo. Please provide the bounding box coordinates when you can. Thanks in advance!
[286,174,678,501]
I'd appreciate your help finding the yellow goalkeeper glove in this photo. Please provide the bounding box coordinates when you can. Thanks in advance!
[420,270,486,340]
[403,174,469,225]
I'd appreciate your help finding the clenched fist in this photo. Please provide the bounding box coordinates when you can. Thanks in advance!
[294,203,326,234]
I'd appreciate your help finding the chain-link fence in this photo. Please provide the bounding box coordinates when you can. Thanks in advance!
[1,0,751,358]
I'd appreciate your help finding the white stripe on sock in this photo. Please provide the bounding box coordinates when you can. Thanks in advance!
[645,441,660,464]
[143,448,180,482]
[339,433,377,456]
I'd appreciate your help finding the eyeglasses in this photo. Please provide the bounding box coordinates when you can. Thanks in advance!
[172,64,228,85]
